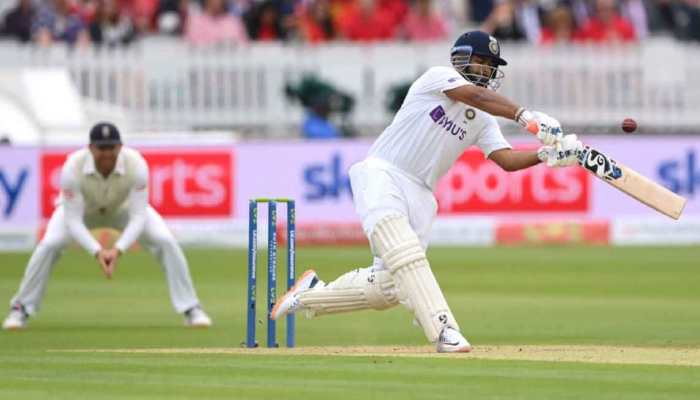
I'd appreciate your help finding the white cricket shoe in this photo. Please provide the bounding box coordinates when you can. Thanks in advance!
[436,327,473,353]
[184,306,212,328]
[2,305,28,331]
[270,269,321,321]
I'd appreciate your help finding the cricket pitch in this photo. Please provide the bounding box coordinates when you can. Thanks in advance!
[50,345,700,367]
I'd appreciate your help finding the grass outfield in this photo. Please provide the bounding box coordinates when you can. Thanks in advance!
[0,246,699,399]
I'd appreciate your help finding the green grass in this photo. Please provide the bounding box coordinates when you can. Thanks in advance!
[1,246,699,399]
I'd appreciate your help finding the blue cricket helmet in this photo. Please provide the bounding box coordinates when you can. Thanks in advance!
[450,30,507,90]
[451,30,507,66]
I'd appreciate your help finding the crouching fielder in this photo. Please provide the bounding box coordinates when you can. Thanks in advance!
[2,122,212,330]
[271,31,581,352]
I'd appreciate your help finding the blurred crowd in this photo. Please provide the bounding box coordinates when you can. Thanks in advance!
[477,0,700,44]
[0,0,697,47]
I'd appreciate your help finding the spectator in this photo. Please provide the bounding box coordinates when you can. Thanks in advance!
[76,0,98,23]
[286,75,354,138]
[302,104,342,139]
[433,0,463,35]
[469,0,494,23]
[245,0,288,40]
[32,0,90,46]
[229,0,254,17]
[119,0,159,34]
[377,0,408,26]
[540,2,584,44]
[296,0,335,43]
[400,0,448,41]
[669,0,700,41]
[578,0,636,43]
[154,0,188,35]
[645,0,676,34]
[335,0,398,41]
[185,0,248,45]
[620,0,649,39]
[89,0,137,46]
[0,0,36,42]
[481,0,543,43]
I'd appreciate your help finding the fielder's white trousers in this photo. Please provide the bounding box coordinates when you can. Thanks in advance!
[349,157,438,268]
[9,206,201,315]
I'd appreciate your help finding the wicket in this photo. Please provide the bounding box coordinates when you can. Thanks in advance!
[246,198,296,348]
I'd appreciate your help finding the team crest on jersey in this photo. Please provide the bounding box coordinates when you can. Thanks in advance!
[489,36,499,55]
[465,108,476,120]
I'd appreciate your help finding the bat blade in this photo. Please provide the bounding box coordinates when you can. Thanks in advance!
[577,146,687,220]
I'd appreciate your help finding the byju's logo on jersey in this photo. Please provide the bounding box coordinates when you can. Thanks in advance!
[429,105,467,140]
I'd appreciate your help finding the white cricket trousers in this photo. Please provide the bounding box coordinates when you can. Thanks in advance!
[9,206,201,315]
[349,157,438,268]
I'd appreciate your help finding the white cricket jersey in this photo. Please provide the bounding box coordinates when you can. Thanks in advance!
[368,66,511,190]
[59,147,149,255]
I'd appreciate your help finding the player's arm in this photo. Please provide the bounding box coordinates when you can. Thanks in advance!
[489,135,583,172]
[113,158,149,254]
[444,84,520,122]
[488,148,540,172]
[61,166,102,257]
[444,85,562,145]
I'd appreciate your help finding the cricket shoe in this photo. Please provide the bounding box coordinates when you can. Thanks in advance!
[270,269,322,321]
[436,327,473,353]
[184,306,212,328]
[2,304,29,331]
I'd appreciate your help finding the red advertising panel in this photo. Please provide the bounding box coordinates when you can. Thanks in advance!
[146,152,232,217]
[41,149,233,218]
[495,220,610,245]
[41,152,69,218]
[435,147,590,214]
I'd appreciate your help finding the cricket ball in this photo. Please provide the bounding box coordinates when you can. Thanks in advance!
[622,118,637,133]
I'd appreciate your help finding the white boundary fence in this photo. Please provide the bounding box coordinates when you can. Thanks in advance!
[1,37,698,133]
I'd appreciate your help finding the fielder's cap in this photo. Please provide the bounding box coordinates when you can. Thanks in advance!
[89,122,122,146]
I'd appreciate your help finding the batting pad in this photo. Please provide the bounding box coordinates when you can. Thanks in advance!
[370,214,459,342]
[298,267,398,317]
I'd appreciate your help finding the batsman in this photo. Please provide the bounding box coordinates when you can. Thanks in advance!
[2,122,212,330]
[271,30,582,352]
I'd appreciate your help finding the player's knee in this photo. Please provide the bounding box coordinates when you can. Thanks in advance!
[148,232,178,249]
[370,214,425,273]
[366,269,399,310]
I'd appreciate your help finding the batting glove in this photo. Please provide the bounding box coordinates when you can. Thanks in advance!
[517,109,564,146]
[537,134,583,168]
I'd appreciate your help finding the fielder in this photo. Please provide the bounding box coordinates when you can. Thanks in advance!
[270,30,582,352]
[2,123,212,330]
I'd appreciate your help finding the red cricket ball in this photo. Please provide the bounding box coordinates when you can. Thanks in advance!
[622,118,637,133]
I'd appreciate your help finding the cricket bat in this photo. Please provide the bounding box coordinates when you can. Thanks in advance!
[575,145,686,220]
[526,122,687,220]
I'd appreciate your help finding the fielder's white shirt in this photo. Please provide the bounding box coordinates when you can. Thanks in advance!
[59,147,149,255]
[368,66,511,190]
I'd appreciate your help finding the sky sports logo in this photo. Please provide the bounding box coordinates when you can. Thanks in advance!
[658,149,699,197]
[429,105,467,140]
[0,168,28,217]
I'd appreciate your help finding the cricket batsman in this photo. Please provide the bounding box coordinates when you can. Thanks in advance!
[270,31,582,352]
[2,122,212,330]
